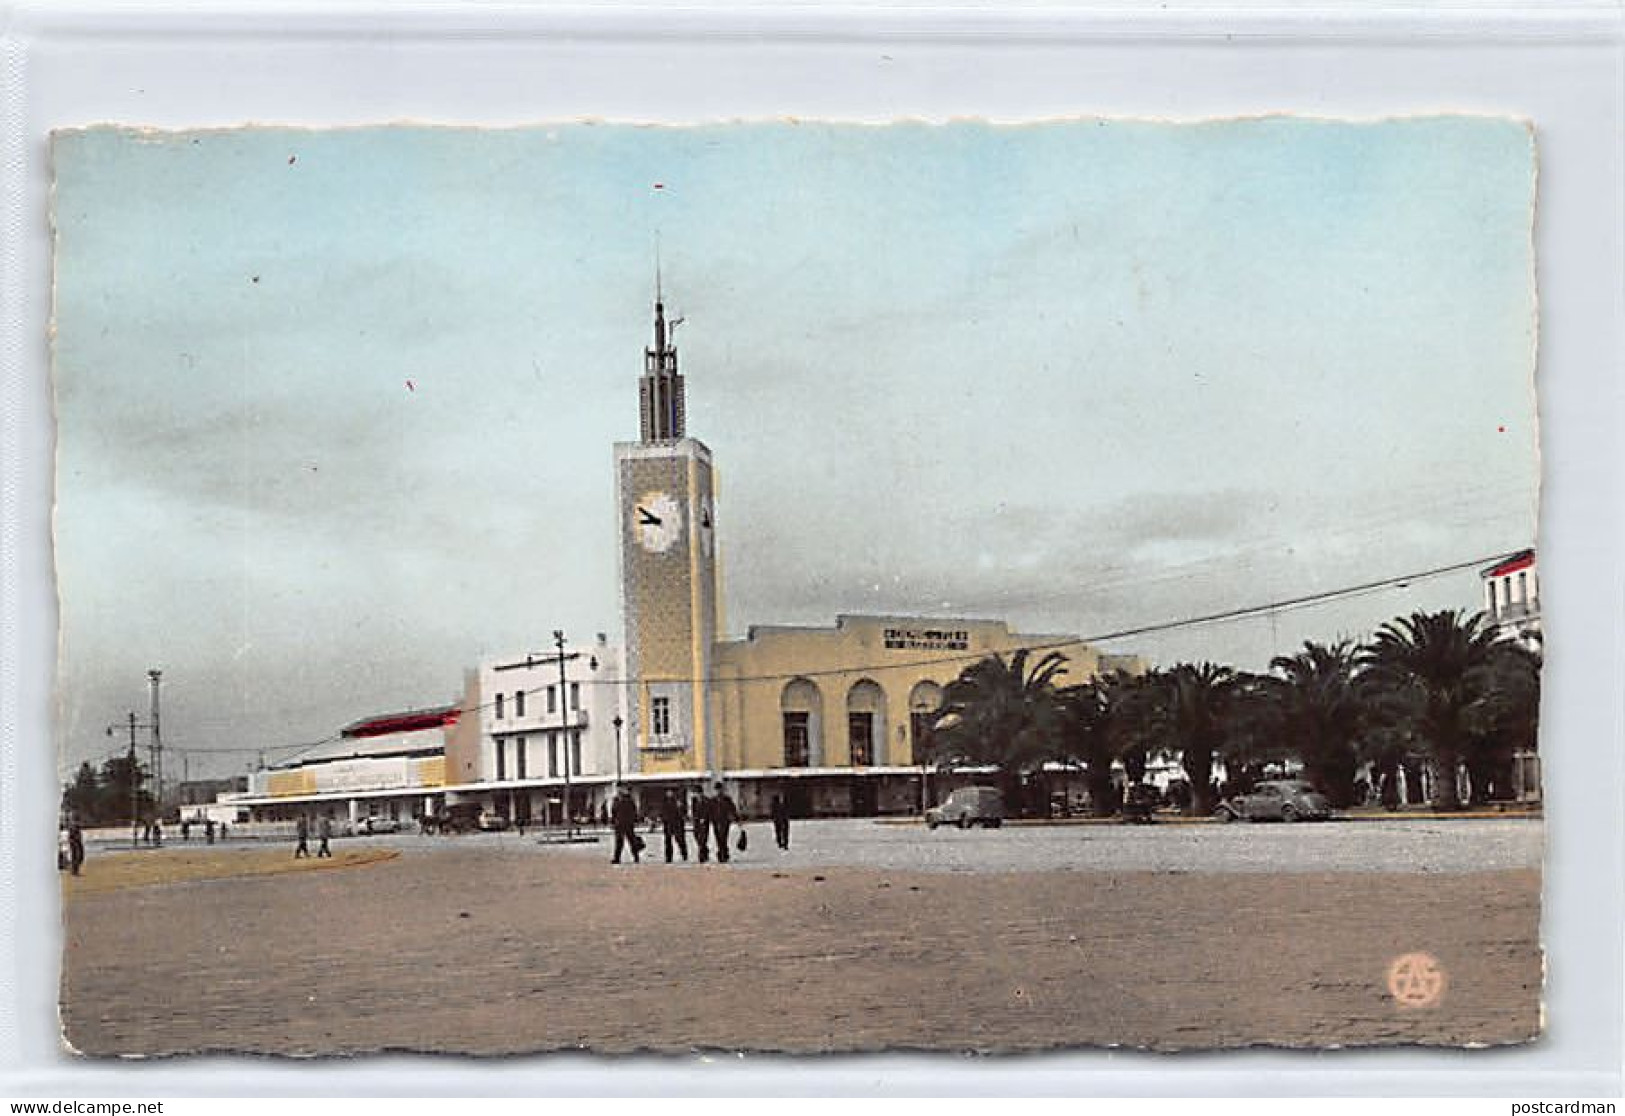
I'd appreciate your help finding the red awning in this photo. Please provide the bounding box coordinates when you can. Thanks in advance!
[1484,551,1535,579]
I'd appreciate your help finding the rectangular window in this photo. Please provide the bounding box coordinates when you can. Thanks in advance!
[1486,582,1499,618]
[1502,578,1512,608]
[570,730,582,775]
[495,693,505,720]
[1517,571,1528,606]
[783,712,810,767]
[495,737,506,782]
[547,686,557,715]
[570,682,581,710]
[652,696,671,737]
[515,690,526,718]
[516,735,527,780]
[547,732,559,777]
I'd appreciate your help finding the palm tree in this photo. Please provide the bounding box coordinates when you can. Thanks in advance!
[929,648,1069,811]
[1153,662,1234,815]
[1360,609,1500,811]
[1216,671,1288,797]
[1462,639,1542,803]
[1265,640,1364,808]
[1056,669,1145,817]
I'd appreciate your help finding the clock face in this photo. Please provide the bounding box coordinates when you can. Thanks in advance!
[632,492,683,553]
[698,496,715,557]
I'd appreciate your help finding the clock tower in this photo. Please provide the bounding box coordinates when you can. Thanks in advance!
[614,290,720,777]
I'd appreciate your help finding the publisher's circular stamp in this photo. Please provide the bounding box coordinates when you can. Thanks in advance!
[1388,952,1446,1008]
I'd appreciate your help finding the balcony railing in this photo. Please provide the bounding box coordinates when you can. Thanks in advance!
[491,708,589,731]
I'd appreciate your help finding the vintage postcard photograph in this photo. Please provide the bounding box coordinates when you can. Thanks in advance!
[50,118,1542,1055]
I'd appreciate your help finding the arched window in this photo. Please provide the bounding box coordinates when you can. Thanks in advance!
[846,679,887,766]
[907,681,945,765]
[780,678,823,768]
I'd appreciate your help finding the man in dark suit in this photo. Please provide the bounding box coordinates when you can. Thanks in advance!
[710,782,738,864]
[660,789,688,863]
[67,823,85,876]
[770,793,791,851]
[690,789,712,863]
[611,788,641,864]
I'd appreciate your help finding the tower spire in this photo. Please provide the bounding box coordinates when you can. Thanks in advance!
[639,261,685,443]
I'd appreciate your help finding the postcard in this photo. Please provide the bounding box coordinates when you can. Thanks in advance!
[52,118,1541,1054]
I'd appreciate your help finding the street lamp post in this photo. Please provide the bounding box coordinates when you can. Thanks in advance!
[612,714,624,792]
[553,629,573,839]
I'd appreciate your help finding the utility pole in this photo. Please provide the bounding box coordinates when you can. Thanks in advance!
[148,669,163,818]
[106,712,144,848]
[554,629,573,839]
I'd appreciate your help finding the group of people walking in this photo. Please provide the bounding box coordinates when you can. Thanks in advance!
[177,818,222,843]
[611,783,791,865]
[293,815,333,859]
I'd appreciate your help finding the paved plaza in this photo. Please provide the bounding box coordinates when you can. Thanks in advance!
[60,817,1544,1056]
[557,814,1545,875]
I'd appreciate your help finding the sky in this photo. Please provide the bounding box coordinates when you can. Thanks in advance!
[50,118,1539,782]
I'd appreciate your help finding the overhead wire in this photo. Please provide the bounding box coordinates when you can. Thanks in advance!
[85,548,1523,775]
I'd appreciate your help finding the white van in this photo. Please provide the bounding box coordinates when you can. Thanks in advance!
[925,786,1006,830]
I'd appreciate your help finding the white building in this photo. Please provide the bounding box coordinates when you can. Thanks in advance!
[234,705,459,828]
[1481,549,1540,647]
[458,633,628,825]
[1480,548,1542,802]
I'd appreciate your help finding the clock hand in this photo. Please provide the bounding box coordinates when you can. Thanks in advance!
[638,508,662,526]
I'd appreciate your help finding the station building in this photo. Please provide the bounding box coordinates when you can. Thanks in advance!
[710,616,1143,816]
[219,290,1142,825]
[597,290,1139,817]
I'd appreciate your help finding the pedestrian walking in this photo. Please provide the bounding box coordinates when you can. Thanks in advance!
[660,789,689,863]
[219,821,228,841]
[691,789,712,863]
[611,788,642,864]
[710,782,738,863]
[152,820,163,846]
[204,818,215,845]
[68,823,85,877]
[180,819,191,842]
[770,793,791,851]
[317,816,333,858]
[294,815,310,858]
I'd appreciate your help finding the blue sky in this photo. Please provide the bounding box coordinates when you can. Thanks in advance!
[51,118,1538,780]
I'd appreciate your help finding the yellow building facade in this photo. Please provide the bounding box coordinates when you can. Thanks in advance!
[710,616,1138,815]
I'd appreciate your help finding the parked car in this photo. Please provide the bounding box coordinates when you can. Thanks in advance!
[1216,779,1333,822]
[476,810,510,832]
[1120,782,1161,824]
[355,816,401,835]
[925,786,1005,830]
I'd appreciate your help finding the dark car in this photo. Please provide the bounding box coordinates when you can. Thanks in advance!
[1120,782,1161,824]
[1216,779,1333,822]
